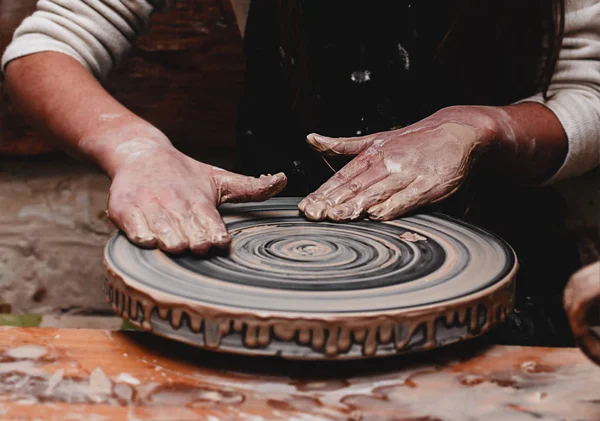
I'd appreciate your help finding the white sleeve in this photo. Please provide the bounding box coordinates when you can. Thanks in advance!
[517,0,600,184]
[1,0,176,80]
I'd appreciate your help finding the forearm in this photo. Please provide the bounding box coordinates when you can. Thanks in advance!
[5,52,172,178]
[443,103,568,183]
[490,102,568,183]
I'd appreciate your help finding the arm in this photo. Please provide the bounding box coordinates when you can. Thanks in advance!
[513,0,600,184]
[479,103,568,183]
[298,0,600,221]
[3,1,286,253]
[2,0,170,176]
[5,52,163,178]
[297,104,566,221]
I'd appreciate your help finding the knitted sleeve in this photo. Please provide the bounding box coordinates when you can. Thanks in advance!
[1,0,176,80]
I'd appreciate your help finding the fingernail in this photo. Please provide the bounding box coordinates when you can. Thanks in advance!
[133,224,155,244]
[124,211,156,246]
[304,202,328,220]
[328,204,354,221]
[299,192,323,212]
[368,204,402,221]
[307,133,334,151]
[190,240,212,254]
[133,232,156,246]
[367,205,385,220]
[297,202,308,213]
[212,232,231,247]
[310,133,329,143]
[265,173,286,185]
[159,231,185,252]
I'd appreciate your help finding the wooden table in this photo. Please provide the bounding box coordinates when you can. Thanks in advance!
[1,327,599,420]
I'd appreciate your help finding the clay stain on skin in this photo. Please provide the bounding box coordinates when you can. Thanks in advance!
[98,113,122,122]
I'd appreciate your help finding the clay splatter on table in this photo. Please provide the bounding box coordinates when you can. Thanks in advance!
[0,327,599,420]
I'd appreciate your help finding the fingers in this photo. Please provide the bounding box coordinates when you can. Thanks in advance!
[306,132,377,156]
[367,176,450,221]
[216,172,287,204]
[189,203,231,252]
[298,156,373,218]
[300,165,395,221]
[113,199,232,254]
[147,195,232,253]
[327,175,415,222]
[323,166,391,206]
[109,204,157,248]
[143,201,188,253]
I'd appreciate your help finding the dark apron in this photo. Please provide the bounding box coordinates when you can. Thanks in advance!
[235,1,581,347]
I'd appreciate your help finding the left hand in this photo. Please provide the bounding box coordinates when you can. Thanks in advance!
[298,106,501,221]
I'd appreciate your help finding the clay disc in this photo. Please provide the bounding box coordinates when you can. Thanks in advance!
[104,197,517,359]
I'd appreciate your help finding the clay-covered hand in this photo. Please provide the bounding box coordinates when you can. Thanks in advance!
[107,141,286,254]
[564,261,600,365]
[298,106,501,221]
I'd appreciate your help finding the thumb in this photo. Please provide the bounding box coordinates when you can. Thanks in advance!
[215,171,287,204]
[306,132,377,156]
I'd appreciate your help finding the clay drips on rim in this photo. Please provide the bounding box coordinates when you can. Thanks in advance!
[105,264,515,358]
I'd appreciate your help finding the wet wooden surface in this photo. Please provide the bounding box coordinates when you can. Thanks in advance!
[0,0,243,164]
[1,327,599,420]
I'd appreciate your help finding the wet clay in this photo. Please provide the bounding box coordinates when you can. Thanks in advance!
[104,197,517,359]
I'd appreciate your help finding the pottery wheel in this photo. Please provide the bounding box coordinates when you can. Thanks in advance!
[104,197,517,359]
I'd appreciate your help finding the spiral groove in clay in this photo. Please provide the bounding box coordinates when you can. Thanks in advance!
[173,217,444,291]
[104,197,517,359]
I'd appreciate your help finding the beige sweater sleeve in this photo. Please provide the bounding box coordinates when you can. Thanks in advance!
[1,0,176,79]
[517,0,600,183]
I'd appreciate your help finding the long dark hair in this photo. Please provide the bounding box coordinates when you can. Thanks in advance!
[277,1,565,124]
[433,0,566,101]
[543,0,566,99]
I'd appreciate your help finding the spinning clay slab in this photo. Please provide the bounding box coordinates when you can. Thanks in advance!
[104,197,517,359]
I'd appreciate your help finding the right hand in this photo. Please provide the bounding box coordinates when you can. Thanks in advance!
[107,144,287,254]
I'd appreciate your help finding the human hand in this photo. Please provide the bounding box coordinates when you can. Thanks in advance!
[298,106,501,221]
[564,261,600,365]
[106,141,286,254]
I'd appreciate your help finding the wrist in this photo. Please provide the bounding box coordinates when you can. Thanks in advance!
[435,105,504,147]
[78,120,174,178]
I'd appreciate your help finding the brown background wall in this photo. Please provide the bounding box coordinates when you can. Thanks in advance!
[0,0,245,314]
